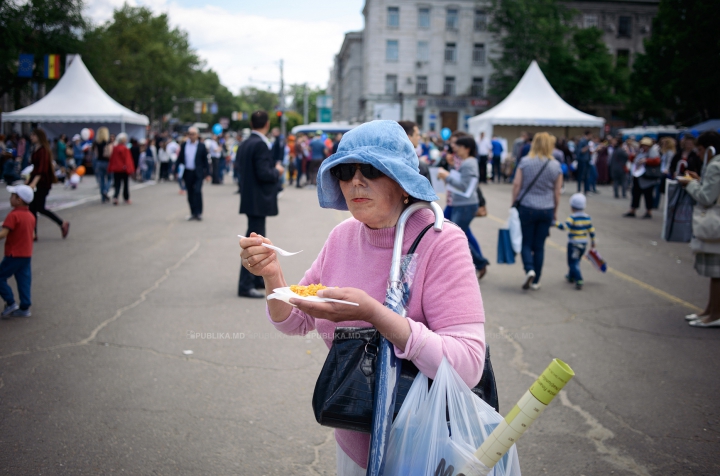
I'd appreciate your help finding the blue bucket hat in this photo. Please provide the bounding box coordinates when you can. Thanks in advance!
[317,120,438,210]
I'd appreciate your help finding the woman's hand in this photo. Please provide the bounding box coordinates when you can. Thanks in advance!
[436,168,450,180]
[290,287,382,324]
[677,171,699,187]
[239,233,282,279]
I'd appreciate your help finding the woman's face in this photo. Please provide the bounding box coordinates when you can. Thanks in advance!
[455,144,470,159]
[339,165,408,229]
[30,133,38,144]
[697,145,707,159]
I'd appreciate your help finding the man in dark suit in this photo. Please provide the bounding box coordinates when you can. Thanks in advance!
[176,126,211,220]
[236,111,284,298]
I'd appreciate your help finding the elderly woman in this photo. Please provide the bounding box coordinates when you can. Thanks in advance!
[678,131,720,327]
[511,132,563,290]
[108,133,135,205]
[239,121,485,474]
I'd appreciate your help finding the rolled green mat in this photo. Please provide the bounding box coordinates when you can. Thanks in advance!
[471,359,575,471]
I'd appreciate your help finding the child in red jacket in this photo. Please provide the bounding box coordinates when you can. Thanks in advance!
[0,185,36,318]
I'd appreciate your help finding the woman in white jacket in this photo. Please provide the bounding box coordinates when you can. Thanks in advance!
[679,131,720,327]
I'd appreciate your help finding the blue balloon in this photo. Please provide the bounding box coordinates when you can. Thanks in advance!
[441,127,451,140]
[212,123,223,135]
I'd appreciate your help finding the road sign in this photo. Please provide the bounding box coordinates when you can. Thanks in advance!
[316,95,333,109]
[193,101,202,114]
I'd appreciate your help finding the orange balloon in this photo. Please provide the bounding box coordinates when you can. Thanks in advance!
[76,165,86,176]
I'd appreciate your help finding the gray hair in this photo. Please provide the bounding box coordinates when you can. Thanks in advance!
[188,126,199,134]
[116,132,128,144]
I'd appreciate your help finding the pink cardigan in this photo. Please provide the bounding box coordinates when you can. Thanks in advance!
[268,208,486,469]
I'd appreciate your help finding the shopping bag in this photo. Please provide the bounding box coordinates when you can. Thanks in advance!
[497,229,515,264]
[662,179,694,243]
[586,248,607,273]
[384,358,521,476]
[507,208,522,254]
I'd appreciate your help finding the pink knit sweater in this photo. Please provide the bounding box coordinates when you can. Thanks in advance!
[268,208,486,469]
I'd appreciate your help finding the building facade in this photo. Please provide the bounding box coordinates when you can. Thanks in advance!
[330,0,659,132]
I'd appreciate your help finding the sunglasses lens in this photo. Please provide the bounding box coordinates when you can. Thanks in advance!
[331,164,384,181]
[361,164,383,179]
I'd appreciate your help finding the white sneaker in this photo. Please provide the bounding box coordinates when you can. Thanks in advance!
[530,282,541,290]
[1,303,19,319]
[522,270,536,290]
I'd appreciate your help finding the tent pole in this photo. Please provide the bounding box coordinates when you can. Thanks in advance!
[121,120,125,134]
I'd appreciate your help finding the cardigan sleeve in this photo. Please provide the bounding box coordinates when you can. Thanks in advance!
[266,238,327,336]
[686,160,720,208]
[395,224,486,389]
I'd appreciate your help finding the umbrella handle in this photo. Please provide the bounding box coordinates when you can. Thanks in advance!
[366,201,444,476]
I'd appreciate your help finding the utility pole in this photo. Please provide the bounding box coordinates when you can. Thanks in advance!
[279,59,286,138]
[303,83,309,125]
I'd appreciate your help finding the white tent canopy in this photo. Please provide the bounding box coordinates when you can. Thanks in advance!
[2,55,148,138]
[468,61,604,139]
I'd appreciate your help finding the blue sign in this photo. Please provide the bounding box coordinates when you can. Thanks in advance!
[18,54,33,78]
[212,123,223,135]
[441,128,452,140]
[210,103,218,114]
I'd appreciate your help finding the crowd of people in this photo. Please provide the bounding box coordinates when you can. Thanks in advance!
[1,119,718,327]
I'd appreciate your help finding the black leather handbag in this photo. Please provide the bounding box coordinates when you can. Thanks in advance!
[311,224,499,434]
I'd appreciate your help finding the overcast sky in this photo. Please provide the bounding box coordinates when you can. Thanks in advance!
[85,0,365,94]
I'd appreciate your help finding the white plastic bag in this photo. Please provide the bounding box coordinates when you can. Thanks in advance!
[384,358,521,476]
[507,208,522,254]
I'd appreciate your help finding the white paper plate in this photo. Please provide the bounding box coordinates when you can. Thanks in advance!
[267,287,358,306]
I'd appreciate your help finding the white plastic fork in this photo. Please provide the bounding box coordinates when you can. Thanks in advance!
[237,235,303,256]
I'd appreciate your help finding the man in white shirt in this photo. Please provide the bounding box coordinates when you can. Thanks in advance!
[176,127,210,220]
[477,132,492,184]
[205,135,223,184]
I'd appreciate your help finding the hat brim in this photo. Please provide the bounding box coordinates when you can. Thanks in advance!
[317,146,439,211]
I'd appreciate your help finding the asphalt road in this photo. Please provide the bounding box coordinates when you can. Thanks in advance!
[0,177,717,475]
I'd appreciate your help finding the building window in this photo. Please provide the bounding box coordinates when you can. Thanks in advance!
[416,76,428,95]
[474,10,487,31]
[387,7,399,27]
[618,16,632,38]
[417,41,429,62]
[418,7,430,28]
[444,43,457,63]
[386,40,399,61]
[583,14,598,29]
[471,77,484,97]
[446,8,458,30]
[385,75,398,95]
[616,49,630,68]
[443,76,456,96]
[473,43,486,65]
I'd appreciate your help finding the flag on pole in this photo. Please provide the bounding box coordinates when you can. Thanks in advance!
[18,54,34,77]
[45,54,60,79]
[201,102,208,114]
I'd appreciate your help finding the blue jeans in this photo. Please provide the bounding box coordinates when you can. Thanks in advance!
[576,160,590,193]
[518,206,554,283]
[95,160,110,198]
[567,243,586,282]
[588,164,598,192]
[451,204,488,270]
[0,257,31,309]
[444,205,481,255]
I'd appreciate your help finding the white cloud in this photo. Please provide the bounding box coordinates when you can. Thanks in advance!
[84,0,363,93]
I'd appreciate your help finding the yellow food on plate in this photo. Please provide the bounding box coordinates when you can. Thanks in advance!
[290,284,328,297]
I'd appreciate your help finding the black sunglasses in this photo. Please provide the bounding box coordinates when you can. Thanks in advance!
[330,163,384,181]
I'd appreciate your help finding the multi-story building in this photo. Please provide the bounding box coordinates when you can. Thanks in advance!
[330,0,659,132]
[331,0,496,132]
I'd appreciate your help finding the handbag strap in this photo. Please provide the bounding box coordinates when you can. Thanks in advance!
[514,158,550,208]
[408,223,434,255]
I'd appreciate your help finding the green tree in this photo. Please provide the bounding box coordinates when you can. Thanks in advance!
[486,0,572,99]
[630,0,720,124]
[0,0,86,109]
[487,0,626,111]
[286,84,326,124]
[81,5,200,123]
